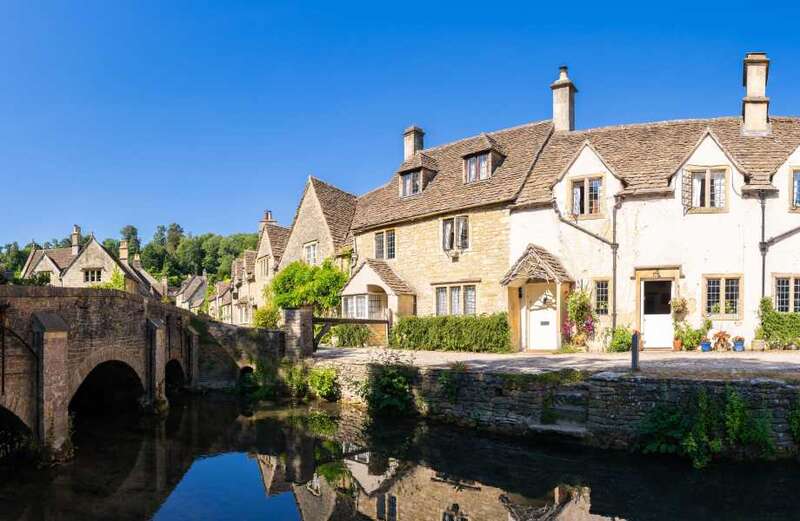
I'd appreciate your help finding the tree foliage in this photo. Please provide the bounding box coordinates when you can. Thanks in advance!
[270,260,348,314]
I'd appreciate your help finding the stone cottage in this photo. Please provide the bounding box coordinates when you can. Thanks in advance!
[231,250,257,325]
[279,176,358,273]
[341,51,800,351]
[208,280,232,323]
[21,225,164,298]
[253,210,290,309]
[175,273,207,313]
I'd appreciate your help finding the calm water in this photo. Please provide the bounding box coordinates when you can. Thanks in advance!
[2,394,799,521]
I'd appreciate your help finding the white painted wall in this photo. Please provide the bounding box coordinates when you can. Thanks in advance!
[511,138,800,349]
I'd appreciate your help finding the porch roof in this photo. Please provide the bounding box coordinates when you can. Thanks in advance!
[501,244,573,286]
[343,259,415,296]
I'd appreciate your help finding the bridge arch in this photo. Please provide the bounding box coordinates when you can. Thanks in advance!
[68,346,146,405]
[69,360,145,418]
[0,404,34,461]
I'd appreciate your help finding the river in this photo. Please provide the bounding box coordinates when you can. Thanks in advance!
[1,394,798,520]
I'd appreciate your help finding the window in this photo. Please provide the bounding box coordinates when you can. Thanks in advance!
[450,286,462,315]
[442,216,469,251]
[84,269,102,283]
[792,170,800,209]
[304,242,318,265]
[39,271,52,283]
[401,171,421,196]
[436,287,448,316]
[374,230,396,260]
[435,284,477,316]
[704,275,741,318]
[570,177,603,216]
[690,168,727,210]
[386,230,396,259]
[377,494,398,521]
[465,153,490,183]
[594,280,609,315]
[342,294,386,319]
[375,232,385,259]
[773,275,800,312]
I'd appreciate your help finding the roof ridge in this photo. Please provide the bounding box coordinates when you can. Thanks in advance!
[566,116,739,135]
[421,119,552,154]
[309,175,358,199]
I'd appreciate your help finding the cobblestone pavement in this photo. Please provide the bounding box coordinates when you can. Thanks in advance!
[314,347,800,379]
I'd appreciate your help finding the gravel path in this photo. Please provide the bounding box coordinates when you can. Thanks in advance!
[314,347,800,379]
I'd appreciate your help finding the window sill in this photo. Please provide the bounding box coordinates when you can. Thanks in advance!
[688,207,729,215]
[464,177,493,185]
[703,313,742,321]
[570,213,605,221]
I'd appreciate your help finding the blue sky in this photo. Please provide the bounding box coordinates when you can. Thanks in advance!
[2,1,800,244]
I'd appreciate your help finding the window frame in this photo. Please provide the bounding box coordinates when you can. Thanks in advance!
[702,273,743,320]
[772,274,800,313]
[464,152,491,183]
[400,170,422,197]
[789,168,800,213]
[593,279,610,316]
[686,166,730,214]
[342,292,387,320]
[83,268,102,283]
[373,229,396,260]
[441,215,469,252]
[568,175,604,219]
[433,283,477,316]
[303,241,318,265]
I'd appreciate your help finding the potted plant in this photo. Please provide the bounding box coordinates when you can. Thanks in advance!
[732,335,745,352]
[673,334,683,351]
[700,336,712,352]
[671,297,688,317]
[713,330,731,351]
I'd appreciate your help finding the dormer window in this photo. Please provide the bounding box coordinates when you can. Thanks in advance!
[688,168,727,212]
[400,171,421,197]
[465,153,490,183]
[570,176,602,217]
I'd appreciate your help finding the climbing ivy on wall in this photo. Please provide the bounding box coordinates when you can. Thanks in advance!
[758,297,800,348]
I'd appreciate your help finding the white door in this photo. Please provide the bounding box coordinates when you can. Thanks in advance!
[528,284,558,350]
[641,280,673,348]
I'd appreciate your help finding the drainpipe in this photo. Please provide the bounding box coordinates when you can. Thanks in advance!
[760,193,767,298]
[553,199,620,331]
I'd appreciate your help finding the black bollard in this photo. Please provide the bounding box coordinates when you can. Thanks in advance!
[631,330,640,371]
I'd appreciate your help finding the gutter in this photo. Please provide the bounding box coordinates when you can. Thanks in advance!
[553,198,620,331]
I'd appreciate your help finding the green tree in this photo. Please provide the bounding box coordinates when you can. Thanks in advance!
[166,223,184,254]
[270,259,347,314]
[103,238,120,258]
[120,225,140,253]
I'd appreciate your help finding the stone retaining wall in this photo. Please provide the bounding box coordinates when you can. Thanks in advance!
[199,321,284,389]
[314,358,800,457]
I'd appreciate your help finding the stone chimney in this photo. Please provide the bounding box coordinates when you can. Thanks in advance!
[742,52,771,135]
[259,209,277,233]
[71,225,81,256]
[551,66,577,132]
[119,240,129,262]
[161,276,169,296]
[403,126,424,161]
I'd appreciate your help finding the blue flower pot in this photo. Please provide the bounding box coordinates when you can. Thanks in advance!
[733,340,745,352]
[700,341,712,352]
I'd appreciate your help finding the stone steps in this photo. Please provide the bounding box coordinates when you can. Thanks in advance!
[551,385,589,426]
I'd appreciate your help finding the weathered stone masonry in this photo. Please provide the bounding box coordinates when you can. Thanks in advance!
[317,360,800,457]
[0,286,200,456]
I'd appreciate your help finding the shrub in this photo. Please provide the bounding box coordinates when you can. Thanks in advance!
[637,387,775,468]
[92,267,126,290]
[270,259,348,314]
[759,297,800,348]
[675,319,711,351]
[308,367,339,401]
[252,306,280,329]
[389,313,511,352]
[359,351,417,416]
[565,288,596,346]
[607,326,633,352]
[333,324,371,347]
[282,362,309,398]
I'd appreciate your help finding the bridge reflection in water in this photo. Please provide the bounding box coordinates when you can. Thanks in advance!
[3,396,800,521]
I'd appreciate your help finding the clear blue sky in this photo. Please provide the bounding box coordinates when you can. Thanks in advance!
[3,1,800,244]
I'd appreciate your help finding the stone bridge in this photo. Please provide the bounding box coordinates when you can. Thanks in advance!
[0,286,199,456]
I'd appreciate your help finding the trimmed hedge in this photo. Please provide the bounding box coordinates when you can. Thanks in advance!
[759,297,800,347]
[389,313,511,353]
[332,324,370,347]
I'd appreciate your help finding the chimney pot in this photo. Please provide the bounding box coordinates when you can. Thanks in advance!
[742,52,771,135]
[551,65,577,132]
[403,126,425,161]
